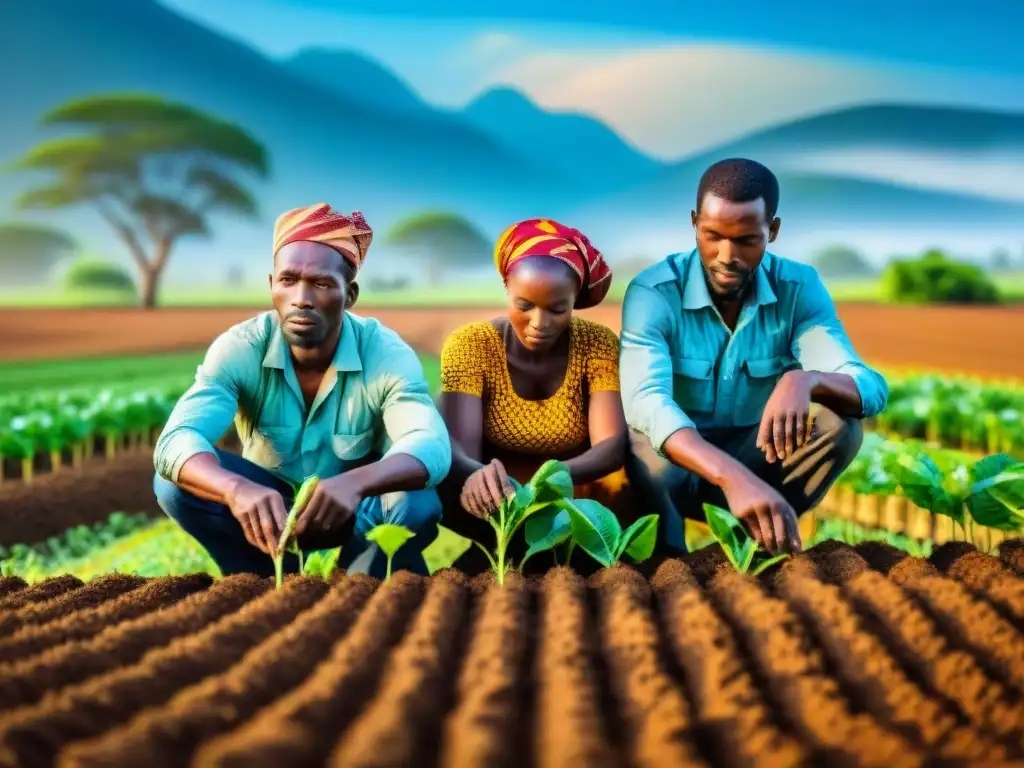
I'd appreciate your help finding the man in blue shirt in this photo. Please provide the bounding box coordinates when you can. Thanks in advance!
[153,203,451,578]
[620,159,887,556]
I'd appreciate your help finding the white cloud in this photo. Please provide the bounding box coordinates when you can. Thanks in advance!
[487,43,1024,160]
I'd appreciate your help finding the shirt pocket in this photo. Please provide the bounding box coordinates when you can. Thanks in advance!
[734,356,788,426]
[332,428,377,463]
[671,356,715,415]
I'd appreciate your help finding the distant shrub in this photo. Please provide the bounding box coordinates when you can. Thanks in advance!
[810,244,875,278]
[880,249,999,305]
[62,258,136,292]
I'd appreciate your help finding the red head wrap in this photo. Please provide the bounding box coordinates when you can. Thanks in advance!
[272,203,373,271]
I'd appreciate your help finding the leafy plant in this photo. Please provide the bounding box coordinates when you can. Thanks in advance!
[274,475,319,588]
[562,500,659,568]
[473,459,575,584]
[302,548,342,580]
[886,448,1024,536]
[365,523,416,583]
[703,504,790,575]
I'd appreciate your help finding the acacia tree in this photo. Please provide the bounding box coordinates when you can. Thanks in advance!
[0,222,77,287]
[385,211,490,285]
[11,94,269,308]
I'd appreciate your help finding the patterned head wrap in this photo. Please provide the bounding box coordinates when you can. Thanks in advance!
[494,218,612,309]
[272,203,373,271]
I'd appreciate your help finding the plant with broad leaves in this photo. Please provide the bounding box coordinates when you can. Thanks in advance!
[273,475,319,588]
[703,504,790,575]
[302,548,342,580]
[472,459,576,584]
[365,523,416,583]
[562,499,659,568]
[885,448,1024,538]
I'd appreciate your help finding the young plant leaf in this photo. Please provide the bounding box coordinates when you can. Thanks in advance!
[751,552,789,576]
[684,519,717,553]
[520,506,572,570]
[889,452,960,519]
[365,524,416,558]
[616,514,659,562]
[539,469,574,499]
[738,539,758,573]
[967,463,1024,531]
[703,504,746,569]
[529,459,570,490]
[274,475,319,588]
[565,499,621,567]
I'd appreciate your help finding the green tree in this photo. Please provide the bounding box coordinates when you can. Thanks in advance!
[385,212,490,285]
[880,248,999,305]
[61,257,136,293]
[0,222,77,287]
[10,94,269,309]
[810,244,875,278]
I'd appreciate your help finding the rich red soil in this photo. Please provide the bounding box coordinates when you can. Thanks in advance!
[0,541,1020,766]
[2,304,1022,379]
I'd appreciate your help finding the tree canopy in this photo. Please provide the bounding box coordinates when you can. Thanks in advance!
[11,93,269,307]
[0,222,78,286]
[385,212,491,284]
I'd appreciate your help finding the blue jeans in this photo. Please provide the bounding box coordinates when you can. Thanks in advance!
[153,449,442,579]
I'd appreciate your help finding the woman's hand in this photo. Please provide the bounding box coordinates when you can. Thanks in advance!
[460,458,515,518]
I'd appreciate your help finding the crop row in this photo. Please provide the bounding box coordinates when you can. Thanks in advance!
[0,539,1021,766]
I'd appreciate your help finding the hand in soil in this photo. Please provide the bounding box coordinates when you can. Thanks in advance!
[224,479,289,556]
[296,474,364,534]
[460,459,515,519]
[757,370,814,462]
[721,472,801,554]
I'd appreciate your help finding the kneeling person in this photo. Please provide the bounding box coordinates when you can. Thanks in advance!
[153,203,451,578]
[620,159,887,555]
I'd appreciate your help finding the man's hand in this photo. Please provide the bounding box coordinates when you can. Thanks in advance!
[720,471,802,554]
[224,478,289,557]
[295,474,365,535]
[757,370,815,463]
[460,459,515,518]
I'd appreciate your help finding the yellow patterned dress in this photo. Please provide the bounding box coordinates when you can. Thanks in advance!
[440,316,629,509]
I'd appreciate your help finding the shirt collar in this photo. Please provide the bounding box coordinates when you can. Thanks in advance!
[680,249,777,310]
[262,312,363,372]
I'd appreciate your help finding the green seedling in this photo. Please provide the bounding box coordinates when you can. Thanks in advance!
[886,448,1024,537]
[703,504,790,575]
[474,459,576,584]
[562,499,659,568]
[365,523,416,582]
[274,475,319,588]
[302,548,342,580]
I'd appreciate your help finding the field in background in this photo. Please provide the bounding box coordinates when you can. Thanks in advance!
[5,271,1024,309]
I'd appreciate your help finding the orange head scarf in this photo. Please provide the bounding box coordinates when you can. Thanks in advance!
[272,203,373,272]
[494,218,612,309]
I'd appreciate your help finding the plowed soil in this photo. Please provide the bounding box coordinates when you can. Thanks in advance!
[2,304,1023,379]
[0,540,1021,767]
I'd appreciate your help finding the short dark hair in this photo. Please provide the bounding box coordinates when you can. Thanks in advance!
[696,158,780,219]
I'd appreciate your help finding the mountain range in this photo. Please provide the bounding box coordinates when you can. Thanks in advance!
[2,0,1023,280]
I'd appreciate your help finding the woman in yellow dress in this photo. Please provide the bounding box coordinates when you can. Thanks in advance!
[437,218,628,573]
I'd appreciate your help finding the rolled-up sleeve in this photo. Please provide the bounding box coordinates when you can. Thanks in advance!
[619,282,695,454]
[791,271,889,418]
[153,331,249,482]
[367,335,452,488]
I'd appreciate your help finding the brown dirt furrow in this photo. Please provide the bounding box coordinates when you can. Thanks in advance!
[0,574,146,639]
[437,574,531,768]
[0,574,212,665]
[652,559,806,768]
[58,575,377,768]
[327,571,471,768]
[534,567,615,768]
[590,567,707,767]
[999,540,1024,574]
[710,569,922,767]
[0,574,261,712]
[0,577,326,767]
[193,572,426,768]
[805,541,872,584]
[0,577,27,598]
[0,575,83,611]
[930,545,1024,627]
[843,570,1024,755]
[776,567,1007,763]
[893,574,1024,696]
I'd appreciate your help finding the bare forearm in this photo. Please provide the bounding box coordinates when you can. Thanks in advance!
[176,452,250,504]
[807,371,863,416]
[662,428,753,490]
[563,434,627,485]
[343,453,430,497]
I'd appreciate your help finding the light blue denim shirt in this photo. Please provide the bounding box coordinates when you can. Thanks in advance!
[154,310,451,489]
[620,249,888,453]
